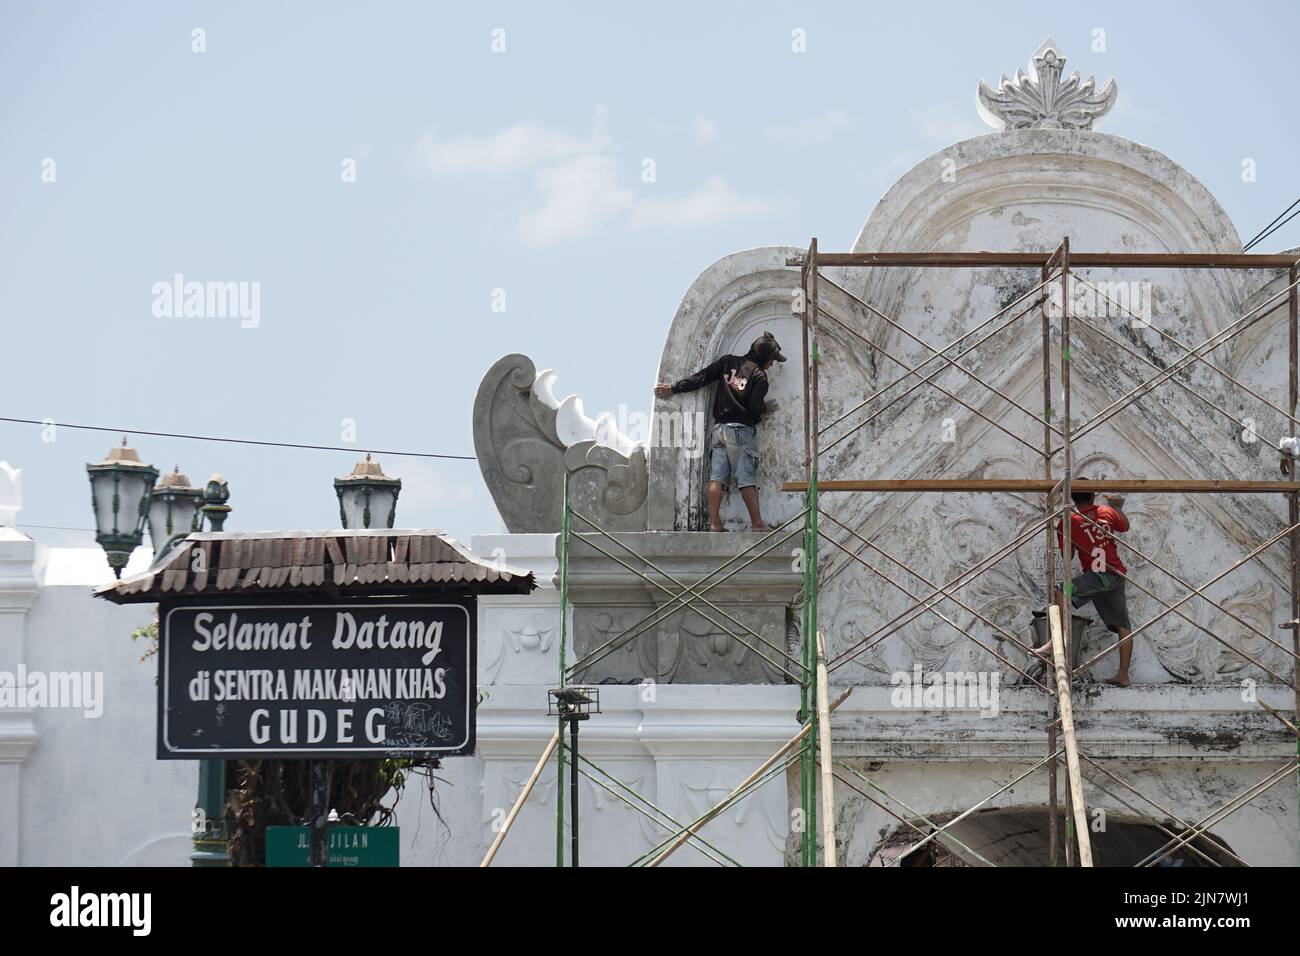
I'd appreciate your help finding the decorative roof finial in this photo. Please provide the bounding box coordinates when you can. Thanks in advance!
[977,37,1117,131]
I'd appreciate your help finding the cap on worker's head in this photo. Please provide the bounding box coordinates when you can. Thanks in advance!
[1071,480,1095,505]
[749,331,787,364]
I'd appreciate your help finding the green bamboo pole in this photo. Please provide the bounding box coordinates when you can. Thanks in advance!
[556,472,570,868]
[807,461,819,866]
[806,241,821,868]
[801,505,812,867]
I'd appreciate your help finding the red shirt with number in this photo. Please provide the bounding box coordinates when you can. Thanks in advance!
[1057,504,1129,575]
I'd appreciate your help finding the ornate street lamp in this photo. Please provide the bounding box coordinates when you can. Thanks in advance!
[334,454,400,529]
[86,438,159,578]
[148,466,204,557]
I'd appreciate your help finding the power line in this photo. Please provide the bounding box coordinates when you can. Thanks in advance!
[1244,197,1300,252]
[0,416,477,462]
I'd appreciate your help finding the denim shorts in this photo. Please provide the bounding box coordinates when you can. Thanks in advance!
[709,423,760,489]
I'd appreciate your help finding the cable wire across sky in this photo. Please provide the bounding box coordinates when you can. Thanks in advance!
[0,416,478,461]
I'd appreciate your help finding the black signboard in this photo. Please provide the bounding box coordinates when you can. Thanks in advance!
[158,602,475,759]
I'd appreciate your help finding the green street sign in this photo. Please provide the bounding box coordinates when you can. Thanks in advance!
[265,826,399,867]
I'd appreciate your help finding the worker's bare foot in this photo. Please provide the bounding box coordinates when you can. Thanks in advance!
[1105,674,1130,687]
[751,523,774,533]
[710,523,728,532]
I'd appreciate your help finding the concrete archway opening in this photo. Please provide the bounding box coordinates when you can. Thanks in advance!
[868,808,1241,867]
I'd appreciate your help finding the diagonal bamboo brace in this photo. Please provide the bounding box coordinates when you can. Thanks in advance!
[648,687,853,867]
[816,631,837,866]
[1050,605,1094,867]
[480,729,561,867]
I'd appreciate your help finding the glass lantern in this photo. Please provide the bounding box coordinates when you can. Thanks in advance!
[334,454,401,529]
[148,466,204,556]
[86,438,159,577]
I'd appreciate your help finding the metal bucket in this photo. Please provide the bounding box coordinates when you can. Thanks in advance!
[1031,608,1089,670]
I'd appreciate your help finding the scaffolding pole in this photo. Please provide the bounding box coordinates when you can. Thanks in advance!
[481,730,560,868]
[1290,263,1300,845]
[816,630,836,866]
[1049,605,1093,866]
[1041,254,1061,865]
[556,472,570,867]
[803,236,821,867]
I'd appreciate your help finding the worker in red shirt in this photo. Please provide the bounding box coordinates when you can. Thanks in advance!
[1032,487,1134,686]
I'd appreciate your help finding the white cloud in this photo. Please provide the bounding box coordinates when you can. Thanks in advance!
[414,117,611,175]
[418,109,779,245]
[765,109,852,147]
[630,177,780,230]
[517,153,635,245]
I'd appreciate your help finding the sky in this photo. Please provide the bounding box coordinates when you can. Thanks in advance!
[2,0,1298,552]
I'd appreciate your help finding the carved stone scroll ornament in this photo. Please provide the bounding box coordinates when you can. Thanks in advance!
[978,37,1117,131]
[473,354,567,532]
[473,353,649,533]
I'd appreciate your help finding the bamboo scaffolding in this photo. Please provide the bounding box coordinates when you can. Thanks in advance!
[563,508,808,678]
[816,301,1048,459]
[536,241,1299,868]
[818,273,1062,441]
[1076,752,1250,868]
[1049,605,1093,866]
[783,479,1300,493]
[1137,760,1300,867]
[789,251,1300,269]
[572,756,740,866]
[645,688,853,868]
[816,631,836,866]
[1072,273,1299,435]
[564,522,805,681]
[820,289,1051,454]
[795,241,1299,870]
[827,506,1071,674]
[480,730,560,867]
[1042,254,1062,866]
[816,518,1053,690]
[884,749,1065,866]
[631,753,800,867]
[831,761,998,867]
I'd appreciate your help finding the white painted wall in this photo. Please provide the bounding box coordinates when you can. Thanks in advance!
[1,512,194,866]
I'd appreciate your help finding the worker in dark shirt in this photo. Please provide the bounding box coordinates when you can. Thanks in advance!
[654,332,786,532]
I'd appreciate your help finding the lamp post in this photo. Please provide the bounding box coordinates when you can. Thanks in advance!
[88,443,234,865]
[148,466,204,557]
[548,686,600,866]
[334,454,400,529]
[86,438,159,578]
[193,472,231,866]
[201,474,231,531]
